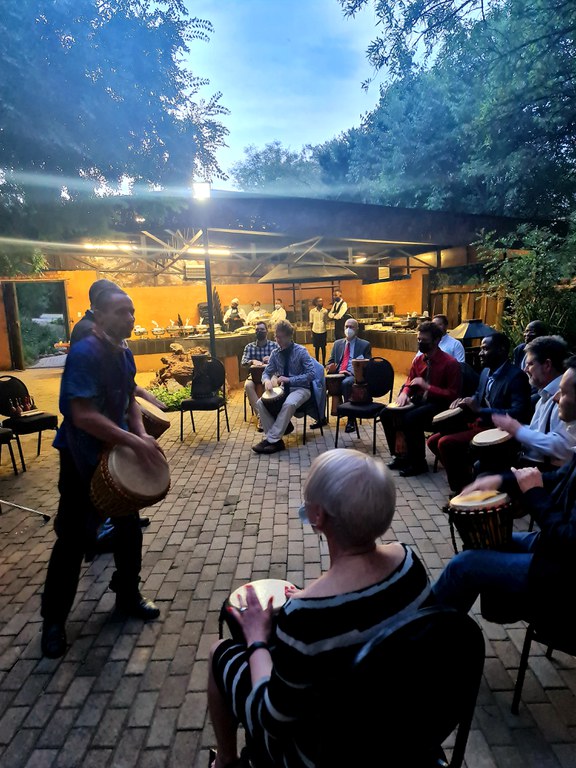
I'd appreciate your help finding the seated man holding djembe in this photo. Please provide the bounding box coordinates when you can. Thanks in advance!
[431,356,576,634]
[427,332,533,495]
[241,321,279,431]
[492,335,576,472]
[324,318,371,433]
[253,320,315,454]
[381,321,461,477]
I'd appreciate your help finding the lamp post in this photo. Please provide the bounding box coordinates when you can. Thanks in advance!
[192,181,217,359]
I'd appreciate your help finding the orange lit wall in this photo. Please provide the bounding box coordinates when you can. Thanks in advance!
[358,271,424,314]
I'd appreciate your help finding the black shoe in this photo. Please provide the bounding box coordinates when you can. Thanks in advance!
[345,419,357,434]
[387,457,407,470]
[139,516,150,527]
[284,422,294,435]
[116,595,160,621]
[310,419,328,430]
[399,463,429,477]
[253,439,286,455]
[257,426,264,433]
[41,621,67,658]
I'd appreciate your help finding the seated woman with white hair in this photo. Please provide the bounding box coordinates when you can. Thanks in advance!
[207,448,431,768]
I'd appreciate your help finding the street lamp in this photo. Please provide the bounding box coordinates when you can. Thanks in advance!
[192,181,217,359]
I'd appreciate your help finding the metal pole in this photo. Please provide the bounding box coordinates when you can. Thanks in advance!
[202,225,217,359]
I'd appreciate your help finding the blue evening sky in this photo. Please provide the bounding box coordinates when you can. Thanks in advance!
[185,1,382,188]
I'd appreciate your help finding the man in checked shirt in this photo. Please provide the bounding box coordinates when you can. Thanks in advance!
[242,321,279,430]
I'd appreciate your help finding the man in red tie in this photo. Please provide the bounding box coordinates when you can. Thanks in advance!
[325,318,371,433]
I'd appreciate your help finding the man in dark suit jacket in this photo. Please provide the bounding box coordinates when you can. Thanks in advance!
[432,357,576,641]
[427,332,533,494]
[324,318,371,432]
[512,320,548,369]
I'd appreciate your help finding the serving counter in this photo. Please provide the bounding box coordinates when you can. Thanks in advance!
[362,329,418,377]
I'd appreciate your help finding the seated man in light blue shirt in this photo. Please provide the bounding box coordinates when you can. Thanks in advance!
[415,314,465,363]
[493,335,576,470]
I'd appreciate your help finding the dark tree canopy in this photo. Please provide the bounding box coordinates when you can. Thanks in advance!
[0,0,229,191]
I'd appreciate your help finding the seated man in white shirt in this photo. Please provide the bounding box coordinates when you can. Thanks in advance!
[325,318,371,433]
[493,335,576,470]
[415,314,465,363]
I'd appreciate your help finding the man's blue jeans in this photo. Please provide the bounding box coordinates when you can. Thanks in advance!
[432,532,540,613]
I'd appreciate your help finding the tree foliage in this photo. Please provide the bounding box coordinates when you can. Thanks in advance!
[477,219,576,347]
[230,142,325,196]
[0,0,229,192]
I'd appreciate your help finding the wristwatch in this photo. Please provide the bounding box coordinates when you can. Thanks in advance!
[245,641,269,659]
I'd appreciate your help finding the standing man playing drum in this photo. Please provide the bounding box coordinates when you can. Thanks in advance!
[41,287,165,658]
[381,321,462,477]
[325,318,371,433]
[241,321,279,429]
[253,320,315,454]
[432,356,576,628]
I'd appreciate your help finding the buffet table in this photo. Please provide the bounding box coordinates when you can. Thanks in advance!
[362,330,418,377]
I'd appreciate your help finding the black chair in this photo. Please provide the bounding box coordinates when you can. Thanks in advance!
[180,358,230,441]
[0,427,19,475]
[318,606,485,768]
[334,357,394,454]
[0,376,59,471]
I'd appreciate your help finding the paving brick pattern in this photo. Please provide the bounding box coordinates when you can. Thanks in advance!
[0,368,575,767]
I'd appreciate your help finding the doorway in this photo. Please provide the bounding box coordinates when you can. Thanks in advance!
[2,281,69,369]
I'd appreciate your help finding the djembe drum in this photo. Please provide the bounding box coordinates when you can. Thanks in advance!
[135,396,171,439]
[90,444,171,520]
[471,427,520,473]
[384,401,414,454]
[431,406,468,436]
[350,358,371,404]
[249,363,265,399]
[218,578,297,641]
[260,386,287,419]
[326,373,346,416]
[446,490,514,553]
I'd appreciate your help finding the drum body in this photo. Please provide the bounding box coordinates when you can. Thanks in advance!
[219,578,296,641]
[261,386,286,419]
[447,491,514,552]
[352,358,369,384]
[326,373,345,416]
[135,396,171,439]
[471,428,519,473]
[431,406,469,435]
[249,364,265,399]
[385,401,414,454]
[90,444,171,519]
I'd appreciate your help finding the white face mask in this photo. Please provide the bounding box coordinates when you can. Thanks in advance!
[275,304,281,309]
[345,327,356,339]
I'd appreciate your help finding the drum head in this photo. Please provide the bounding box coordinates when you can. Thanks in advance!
[326,373,345,380]
[450,490,509,510]
[229,579,295,611]
[472,428,511,447]
[108,444,170,499]
[135,396,170,425]
[433,407,463,423]
[387,401,414,411]
[262,386,284,401]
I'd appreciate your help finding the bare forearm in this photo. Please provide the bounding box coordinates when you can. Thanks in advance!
[127,399,147,438]
[72,408,141,448]
[249,649,273,685]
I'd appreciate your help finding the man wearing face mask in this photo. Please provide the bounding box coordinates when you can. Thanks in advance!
[241,322,279,429]
[325,318,371,433]
[427,332,532,494]
[381,321,462,477]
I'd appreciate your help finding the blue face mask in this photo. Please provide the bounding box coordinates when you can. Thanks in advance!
[298,503,310,525]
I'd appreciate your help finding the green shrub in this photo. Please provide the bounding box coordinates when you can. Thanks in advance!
[20,318,66,365]
[145,385,190,411]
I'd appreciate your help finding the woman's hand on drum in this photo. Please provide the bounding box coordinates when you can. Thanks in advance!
[284,584,302,599]
[511,467,544,493]
[460,474,503,496]
[228,584,274,646]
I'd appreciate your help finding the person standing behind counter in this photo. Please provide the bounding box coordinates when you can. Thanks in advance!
[269,298,287,326]
[223,298,247,332]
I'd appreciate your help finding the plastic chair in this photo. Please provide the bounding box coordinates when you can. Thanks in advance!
[317,606,485,768]
[0,376,59,471]
[179,358,230,441]
[334,357,394,454]
[0,427,19,475]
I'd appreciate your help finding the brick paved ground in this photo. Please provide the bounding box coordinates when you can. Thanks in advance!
[0,367,575,768]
